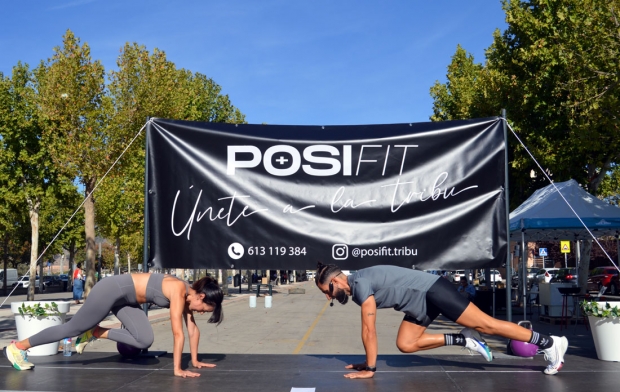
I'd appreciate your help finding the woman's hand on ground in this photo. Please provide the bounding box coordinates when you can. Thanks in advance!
[192,361,217,369]
[174,369,201,378]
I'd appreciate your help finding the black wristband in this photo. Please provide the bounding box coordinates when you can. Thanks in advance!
[365,366,376,372]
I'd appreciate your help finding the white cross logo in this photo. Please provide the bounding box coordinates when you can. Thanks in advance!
[275,156,289,165]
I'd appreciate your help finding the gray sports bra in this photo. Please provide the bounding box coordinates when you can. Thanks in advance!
[145,273,189,308]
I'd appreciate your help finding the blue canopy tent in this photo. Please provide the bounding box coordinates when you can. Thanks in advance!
[508,179,620,316]
[509,179,620,242]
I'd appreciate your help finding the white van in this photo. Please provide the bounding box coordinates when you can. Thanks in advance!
[0,268,19,289]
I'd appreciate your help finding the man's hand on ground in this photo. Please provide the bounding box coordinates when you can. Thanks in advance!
[344,362,367,371]
[344,370,375,379]
[344,362,375,379]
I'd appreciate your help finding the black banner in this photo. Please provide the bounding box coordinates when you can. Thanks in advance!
[146,117,507,270]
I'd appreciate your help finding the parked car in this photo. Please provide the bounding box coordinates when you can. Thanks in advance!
[12,276,40,290]
[477,269,502,283]
[0,268,19,289]
[587,267,619,295]
[550,268,578,285]
[453,270,472,282]
[511,267,539,287]
[535,268,560,284]
[42,275,62,288]
[441,271,455,282]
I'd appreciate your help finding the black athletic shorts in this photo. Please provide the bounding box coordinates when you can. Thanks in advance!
[403,277,470,327]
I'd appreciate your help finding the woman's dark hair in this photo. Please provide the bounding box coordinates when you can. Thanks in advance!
[316,262,341,285]
[192,276,224,325]
[77,262,82,269]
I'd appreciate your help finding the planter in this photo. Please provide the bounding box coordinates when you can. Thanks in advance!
[587,301,620,362]
[11,301,71,356]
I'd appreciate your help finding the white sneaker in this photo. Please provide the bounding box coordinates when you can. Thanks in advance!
[4,342,34,370]
[465,337,493,362]
[543,336,568,375]
[460,327,486,344]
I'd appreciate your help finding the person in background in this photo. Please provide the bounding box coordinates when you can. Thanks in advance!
[457,279,476,301]
[72,262,84,304]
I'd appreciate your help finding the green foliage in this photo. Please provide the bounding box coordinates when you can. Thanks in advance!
[1,30,246,285]
[430,0,620,207]
[18,301,61,318]
[597,164,620,206]
[581,300,620,318]
[97,42,246,263]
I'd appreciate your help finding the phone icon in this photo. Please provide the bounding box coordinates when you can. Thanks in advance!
[228,243,244,259]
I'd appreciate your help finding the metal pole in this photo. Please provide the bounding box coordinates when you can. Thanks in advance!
[97,241,102,281]
[142,118,151,314]
[502,109,512,322]
[521,220,526,321]
[576,240,581,272]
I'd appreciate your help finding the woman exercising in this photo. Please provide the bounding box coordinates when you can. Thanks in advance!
[4,273,223,378]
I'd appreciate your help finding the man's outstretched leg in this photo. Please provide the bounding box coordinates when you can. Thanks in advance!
[456,302,568,374]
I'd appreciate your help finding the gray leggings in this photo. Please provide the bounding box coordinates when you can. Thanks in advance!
[28,275,155,349]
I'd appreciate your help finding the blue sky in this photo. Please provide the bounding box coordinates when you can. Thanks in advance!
[1,0,507,126]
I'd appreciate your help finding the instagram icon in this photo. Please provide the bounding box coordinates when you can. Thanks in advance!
[332,244,349,260]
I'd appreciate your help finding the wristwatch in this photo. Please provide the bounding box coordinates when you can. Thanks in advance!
[365,366,377,372]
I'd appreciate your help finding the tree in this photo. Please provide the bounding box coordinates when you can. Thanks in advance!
[0,63,59,300]
[430,0,620,293]
[35,30,110,297]
[97,43,246,270]
[598,164,620,206]
[430,45,500,122]
[489,0,620,195]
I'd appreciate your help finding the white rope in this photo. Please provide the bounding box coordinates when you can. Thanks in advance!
[504,119,619,273]
[0,120,150,308]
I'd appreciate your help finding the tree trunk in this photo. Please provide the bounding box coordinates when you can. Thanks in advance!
[83,178,97,298]
[27,197,41,301]
[114,237,120,275]
[67,238,75,291]
[578,239,592,295]
[2,235,8,296]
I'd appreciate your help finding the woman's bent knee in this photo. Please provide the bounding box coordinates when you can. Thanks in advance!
[135,333,154,349]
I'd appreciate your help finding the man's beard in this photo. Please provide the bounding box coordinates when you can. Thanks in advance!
[335,287,348,305]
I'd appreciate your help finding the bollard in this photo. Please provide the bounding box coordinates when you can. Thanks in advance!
[265,295,272,308]
[249,295,257,308]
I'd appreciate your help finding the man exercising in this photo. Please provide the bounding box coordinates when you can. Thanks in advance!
[315,263,567,379]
